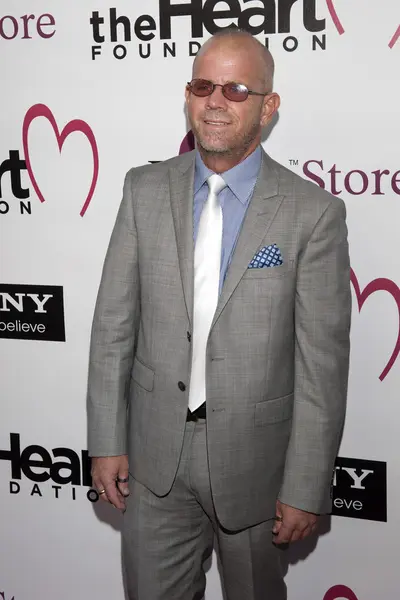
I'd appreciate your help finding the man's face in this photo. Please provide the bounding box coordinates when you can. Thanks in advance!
[185,41,273,157]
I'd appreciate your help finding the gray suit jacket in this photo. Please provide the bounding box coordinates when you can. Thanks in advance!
[87,148,351,531]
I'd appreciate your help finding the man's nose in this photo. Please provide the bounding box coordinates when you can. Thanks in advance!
[205,85,228,109]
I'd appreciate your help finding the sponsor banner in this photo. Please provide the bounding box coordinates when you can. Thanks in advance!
[0,433,98,503]
[0,284,65,342]
[0,104,98,218]
[0,12,56,41]
[89,0,328,62]
[1,1,399,599]
[332,457,387,522]
[302,159,400,198]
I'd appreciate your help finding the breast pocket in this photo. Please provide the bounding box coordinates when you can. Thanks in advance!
[243,260,294,280]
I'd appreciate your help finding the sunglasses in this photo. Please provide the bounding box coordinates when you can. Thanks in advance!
[187,78,269,103]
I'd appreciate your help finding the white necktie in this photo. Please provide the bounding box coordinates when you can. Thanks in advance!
[188,174,227,412]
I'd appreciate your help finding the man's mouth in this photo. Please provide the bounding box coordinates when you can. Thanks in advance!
[204,119,230,126]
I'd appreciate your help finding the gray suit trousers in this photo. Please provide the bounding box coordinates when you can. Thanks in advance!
[122,419,287,600]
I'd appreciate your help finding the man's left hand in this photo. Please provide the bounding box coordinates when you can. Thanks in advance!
[272,499,319,544]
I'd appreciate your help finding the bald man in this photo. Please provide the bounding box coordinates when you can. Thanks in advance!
[87,29,351,600]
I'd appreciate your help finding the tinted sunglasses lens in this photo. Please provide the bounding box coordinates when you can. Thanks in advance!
[190,79,213,97]
[223,83,249,102]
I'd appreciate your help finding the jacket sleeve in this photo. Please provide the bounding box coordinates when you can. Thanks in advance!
[279,198,351,514]
[87,169,140,457]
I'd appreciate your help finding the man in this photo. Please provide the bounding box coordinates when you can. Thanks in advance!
[87,29,351,600]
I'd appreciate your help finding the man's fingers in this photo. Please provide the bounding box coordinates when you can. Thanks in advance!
[117,482,130,497]
[91,456,130,510]
[93,476,125,509]
[304,522,318,539]
[105,482,126,510]
[98,489,110,503]
[298,521,318,541]
[274,522,316,544]
[273,523,293,544]
[288,528,302,543]
[92,477,110,503]
[116,471,130,497]
[299,525,313,541]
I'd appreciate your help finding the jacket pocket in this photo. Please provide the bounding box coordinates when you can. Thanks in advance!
[254,393,294,426]
[243,260,294,279]
[131,356,155,392]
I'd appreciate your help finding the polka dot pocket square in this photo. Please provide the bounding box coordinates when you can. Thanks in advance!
[248,244,283,269]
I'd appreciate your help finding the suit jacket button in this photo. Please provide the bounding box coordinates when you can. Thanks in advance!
[187,331,191,342]
[178,381,186,392]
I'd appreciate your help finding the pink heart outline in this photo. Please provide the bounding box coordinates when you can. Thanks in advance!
[22,103,99,217]
[351,268,400,381]
[326,0,400,48]
[389,24,400,48]
[324,584,359,600]
[326,0,345,35]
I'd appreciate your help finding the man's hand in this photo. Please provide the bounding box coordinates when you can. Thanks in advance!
[272,499,319,544]
[91,455,130,510]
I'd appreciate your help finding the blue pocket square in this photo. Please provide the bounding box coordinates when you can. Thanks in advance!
[248,244,283,269]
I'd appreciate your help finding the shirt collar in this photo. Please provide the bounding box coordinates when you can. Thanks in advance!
[194,145,262,205]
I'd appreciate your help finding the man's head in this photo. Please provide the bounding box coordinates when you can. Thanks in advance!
[185,29,280,166]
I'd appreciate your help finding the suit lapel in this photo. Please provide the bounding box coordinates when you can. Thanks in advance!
[212,152,284,328]
[168,151,196,325]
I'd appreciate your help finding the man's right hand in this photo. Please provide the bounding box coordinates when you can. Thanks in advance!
[91,455,130,510]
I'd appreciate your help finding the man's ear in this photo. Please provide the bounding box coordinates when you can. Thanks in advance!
[261,93,280,127]
[185,85,190,105]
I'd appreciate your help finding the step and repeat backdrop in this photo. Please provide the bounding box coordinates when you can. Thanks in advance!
[1,1,399,599]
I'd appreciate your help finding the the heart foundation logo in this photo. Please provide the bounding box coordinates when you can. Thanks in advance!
[351,269,400,381]
[22,103,99,217]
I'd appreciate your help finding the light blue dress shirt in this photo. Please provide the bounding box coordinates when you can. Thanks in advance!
[193,146,262,293]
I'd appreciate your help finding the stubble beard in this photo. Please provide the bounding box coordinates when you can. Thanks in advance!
[192,118,261,160]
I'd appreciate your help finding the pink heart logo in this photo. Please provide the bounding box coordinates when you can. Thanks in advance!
[22,104,99,217]
[326,0,345,35]
[389,24,400,48]
[324,585,359,600]
[351,268,400,381]
[326,0,400,47]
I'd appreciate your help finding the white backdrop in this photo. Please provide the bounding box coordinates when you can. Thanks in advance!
[1,2,399,599]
